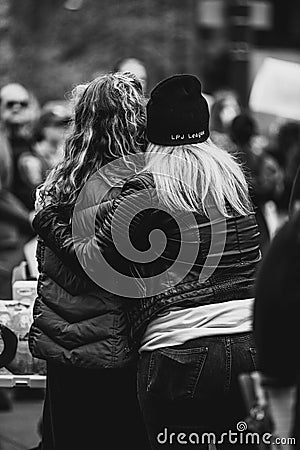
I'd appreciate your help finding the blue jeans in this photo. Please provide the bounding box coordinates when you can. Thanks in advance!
[137,332,258,449]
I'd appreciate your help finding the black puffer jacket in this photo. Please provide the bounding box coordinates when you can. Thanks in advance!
[29,173,136,369]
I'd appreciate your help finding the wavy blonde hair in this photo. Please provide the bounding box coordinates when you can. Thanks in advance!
[39,72,146,207]
[144,139,252,217]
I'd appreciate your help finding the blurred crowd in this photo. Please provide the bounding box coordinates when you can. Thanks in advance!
[1,78,300,302]
[0,82,72,415]
[210,89,300,251]
[210,88,300,249]
[0,83,71,299]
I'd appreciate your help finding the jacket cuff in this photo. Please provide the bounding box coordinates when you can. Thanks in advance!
[32,205,69,234]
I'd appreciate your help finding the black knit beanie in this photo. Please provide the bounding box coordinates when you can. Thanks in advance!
[146,74,210,146]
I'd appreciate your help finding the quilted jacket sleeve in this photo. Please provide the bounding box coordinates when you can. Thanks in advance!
[32,204,88,278]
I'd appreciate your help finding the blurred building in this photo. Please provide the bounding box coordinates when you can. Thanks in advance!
[196,0,300,103]
[0,0,299,104]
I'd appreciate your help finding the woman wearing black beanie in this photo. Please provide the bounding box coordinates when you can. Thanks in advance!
[33,74,261,449]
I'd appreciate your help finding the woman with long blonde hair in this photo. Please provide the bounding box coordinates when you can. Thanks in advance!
[33,74,261,449]
[29,72,149,450]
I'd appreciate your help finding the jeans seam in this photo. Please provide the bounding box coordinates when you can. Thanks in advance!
[146,353,155,391]
[191,349,208,397]
[159,347,207,356]
[224,337,231,394]
[249,347,258,371]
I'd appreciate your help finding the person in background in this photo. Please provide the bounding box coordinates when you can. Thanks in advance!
[254,209,300,448]
[0,83,41,210]
[34,100,71,174]
[0,181,34,300]
[267,121,300,216]
[33,74,261,449]
[0,119,34,299]
[289,165,300,214]
[229,113,285,254]
[29,72,149,450]
[0,130,34,412]
[113,57,148,93]
[209,89,242,153]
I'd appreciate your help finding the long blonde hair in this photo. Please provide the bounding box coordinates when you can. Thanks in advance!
[144,139,252,217]
[39,72,146,207]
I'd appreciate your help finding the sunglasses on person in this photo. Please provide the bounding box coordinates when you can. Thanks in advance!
[4,100,29,109]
